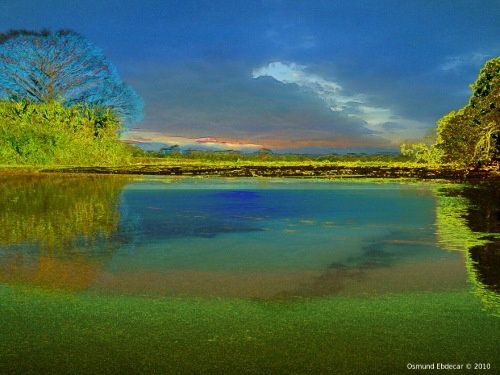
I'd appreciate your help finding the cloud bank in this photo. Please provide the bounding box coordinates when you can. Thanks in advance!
[252,61,428,142]
[125,62,394,151]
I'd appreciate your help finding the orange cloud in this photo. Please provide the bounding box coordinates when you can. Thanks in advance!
[122,130,264,151]
[122,129,388,151]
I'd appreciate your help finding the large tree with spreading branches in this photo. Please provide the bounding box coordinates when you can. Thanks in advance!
[0,29,142,126]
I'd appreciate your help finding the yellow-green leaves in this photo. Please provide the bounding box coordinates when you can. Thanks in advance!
[0,100,130,166]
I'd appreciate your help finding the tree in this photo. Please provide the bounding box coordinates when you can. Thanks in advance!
[0,29,142,126]
[435,57,499,166]
[469,56,500,161]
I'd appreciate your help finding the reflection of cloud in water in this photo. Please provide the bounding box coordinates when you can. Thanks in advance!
[289,258,467,298]
[283,229,463,298]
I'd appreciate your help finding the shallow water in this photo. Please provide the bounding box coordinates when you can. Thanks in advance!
[0,175,498,305]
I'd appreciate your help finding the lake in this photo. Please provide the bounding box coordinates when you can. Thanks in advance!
[0,174,498,374]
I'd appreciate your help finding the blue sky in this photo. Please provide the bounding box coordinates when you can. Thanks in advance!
[1,0,499,152]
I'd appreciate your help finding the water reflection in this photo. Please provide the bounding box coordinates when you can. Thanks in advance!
[0,176,497,307]
[435,181,500,315]
[461,182,500,295]
[470,242,500,293]
[0,174,127,290]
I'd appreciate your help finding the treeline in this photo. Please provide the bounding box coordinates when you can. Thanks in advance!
[136,148,409,163]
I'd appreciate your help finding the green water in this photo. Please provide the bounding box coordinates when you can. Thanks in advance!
[0,175,498,374]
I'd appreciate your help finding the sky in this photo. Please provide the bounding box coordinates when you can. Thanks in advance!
[1,0,499,153]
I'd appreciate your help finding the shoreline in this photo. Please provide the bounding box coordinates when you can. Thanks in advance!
[1,163,499,181]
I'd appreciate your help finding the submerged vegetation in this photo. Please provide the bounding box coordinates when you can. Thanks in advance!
[1,286,499,374]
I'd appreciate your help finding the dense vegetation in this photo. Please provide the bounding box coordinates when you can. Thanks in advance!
[402,56,499,167]
[0,100,131,165]
[136,148,410,163]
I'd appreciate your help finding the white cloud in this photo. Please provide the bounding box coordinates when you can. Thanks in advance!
[252,62,348,110]
[439,52,491,72]
[252,61,428,143]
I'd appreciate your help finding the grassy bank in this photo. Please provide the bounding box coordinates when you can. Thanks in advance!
[1,157,498,180]
[0,285,499,374]
[37,158,496,179]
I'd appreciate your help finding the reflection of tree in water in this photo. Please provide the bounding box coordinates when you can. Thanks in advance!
[457,182,500,294]
[0,174,127,290]
[469,242,500,293]
[435,182,500,315]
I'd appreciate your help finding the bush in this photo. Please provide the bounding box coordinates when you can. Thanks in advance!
[0,100,131,165]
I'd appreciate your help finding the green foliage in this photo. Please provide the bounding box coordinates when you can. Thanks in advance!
[435,109,482,165]
[0,100,131,165]
[435,57,500,166]
[399,142,443,164]
[140,149,409,164]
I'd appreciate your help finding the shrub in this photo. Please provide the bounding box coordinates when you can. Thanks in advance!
[0,100,131,165]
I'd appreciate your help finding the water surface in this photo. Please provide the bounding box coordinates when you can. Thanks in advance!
[0,175,497,304]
